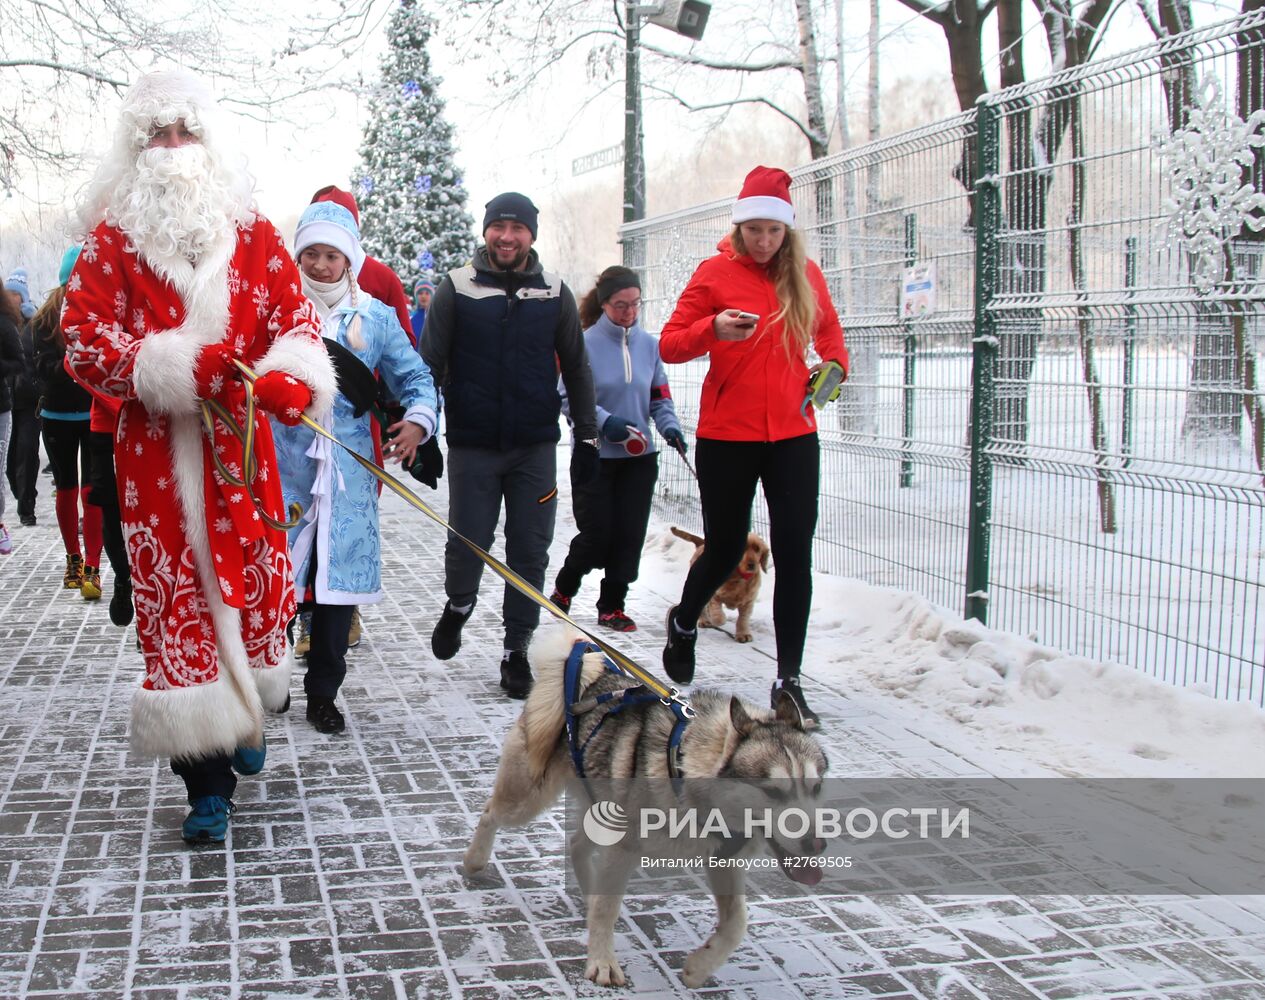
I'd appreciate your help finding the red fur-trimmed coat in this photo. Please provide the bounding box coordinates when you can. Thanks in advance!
[63,215,336,762]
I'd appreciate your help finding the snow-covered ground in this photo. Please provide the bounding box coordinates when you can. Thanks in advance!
[637,521,1265,781]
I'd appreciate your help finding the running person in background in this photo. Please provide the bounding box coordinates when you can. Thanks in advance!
[273,202,437,735]
[32,265,101,590]
[658,166,847,728]
[550,266,685,632]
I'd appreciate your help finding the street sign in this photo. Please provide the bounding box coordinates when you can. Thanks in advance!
[572,142,624,177]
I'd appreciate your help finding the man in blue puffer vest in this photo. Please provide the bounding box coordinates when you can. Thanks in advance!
[421,192,599,698]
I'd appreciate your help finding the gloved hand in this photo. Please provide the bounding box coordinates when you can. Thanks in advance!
[602,415,634,443]
[194,343,239,400]
[570,440,600,488]
[663,427,688,454]
[408,435,444,489]
[253,371,312,426]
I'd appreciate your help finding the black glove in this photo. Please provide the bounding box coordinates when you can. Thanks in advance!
[408,434,444,489]
[602,414,633,442]
[570,440,601,488]
[663,427,688,454]
[322,338,378,418]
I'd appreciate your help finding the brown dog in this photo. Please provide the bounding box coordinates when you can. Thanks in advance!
[670,526,770,642]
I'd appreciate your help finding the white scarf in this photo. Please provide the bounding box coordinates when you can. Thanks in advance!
[301,272,350,318]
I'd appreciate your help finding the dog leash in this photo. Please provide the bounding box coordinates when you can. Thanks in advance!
[671,438,698,481]
[217,359,695,710]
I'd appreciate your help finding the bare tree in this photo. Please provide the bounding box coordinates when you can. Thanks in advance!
[431,1,841,165]
[897,0,1118,449]
[0,0,385,192]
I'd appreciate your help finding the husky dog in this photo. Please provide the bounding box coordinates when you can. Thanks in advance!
[463,629,829,989]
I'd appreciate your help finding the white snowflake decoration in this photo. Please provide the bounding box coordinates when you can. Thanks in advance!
[1158,74,1265,294]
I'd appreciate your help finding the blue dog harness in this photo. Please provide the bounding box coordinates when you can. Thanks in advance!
[564,639,693,786]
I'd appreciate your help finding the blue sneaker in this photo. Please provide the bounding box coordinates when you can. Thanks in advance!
[231,733,266,775]
[181,796,235,843]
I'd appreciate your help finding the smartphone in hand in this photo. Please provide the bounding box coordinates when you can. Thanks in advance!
[735,311,759,323]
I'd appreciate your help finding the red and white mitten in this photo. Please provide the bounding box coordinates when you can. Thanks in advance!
[194,343,239,400]
[252,371,313,426]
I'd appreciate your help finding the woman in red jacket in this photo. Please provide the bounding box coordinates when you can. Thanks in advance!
[660,166,847,728]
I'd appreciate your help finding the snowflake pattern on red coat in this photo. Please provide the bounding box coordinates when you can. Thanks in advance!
[63,217,324,704]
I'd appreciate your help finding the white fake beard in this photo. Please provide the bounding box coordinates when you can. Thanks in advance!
[109,145,237,262]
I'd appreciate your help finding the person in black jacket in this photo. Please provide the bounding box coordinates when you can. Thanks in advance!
[33,277,102,588]
[0,291,26,554]
[5,285,42,527]
[420,192,599,699]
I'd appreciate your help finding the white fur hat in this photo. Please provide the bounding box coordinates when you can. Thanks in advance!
[118,69,219,150]
[294,201,367,277]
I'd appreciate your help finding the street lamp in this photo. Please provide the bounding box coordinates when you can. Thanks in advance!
[624,2,712,223]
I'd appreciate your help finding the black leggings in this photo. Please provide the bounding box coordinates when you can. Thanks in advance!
[41,418,89,490]
[675,434,820,678]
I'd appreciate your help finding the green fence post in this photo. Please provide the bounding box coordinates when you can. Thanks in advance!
[900,212,918,488]
[965,100,1000,625]
[1122,236,1137,469]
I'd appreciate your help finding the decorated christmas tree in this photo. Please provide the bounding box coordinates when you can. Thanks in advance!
[352,0,475,288]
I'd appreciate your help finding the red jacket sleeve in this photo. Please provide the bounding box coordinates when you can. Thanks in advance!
[659,259,720,364]
[807,260,847,376]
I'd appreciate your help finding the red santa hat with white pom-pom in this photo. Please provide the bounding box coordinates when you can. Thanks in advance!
[731,165,796,228]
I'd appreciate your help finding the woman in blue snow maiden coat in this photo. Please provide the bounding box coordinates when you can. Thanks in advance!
[551,265,686,632]
[273,201,438,734]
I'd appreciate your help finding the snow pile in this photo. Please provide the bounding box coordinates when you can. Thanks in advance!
[641,527,1265,780]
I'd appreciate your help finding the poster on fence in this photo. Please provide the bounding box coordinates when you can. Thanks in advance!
[900,262,937,319]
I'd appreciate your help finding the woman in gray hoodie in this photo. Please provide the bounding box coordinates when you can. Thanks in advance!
[552,266,686,631]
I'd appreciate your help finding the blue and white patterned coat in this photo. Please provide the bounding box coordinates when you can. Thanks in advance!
[273,293,437,605]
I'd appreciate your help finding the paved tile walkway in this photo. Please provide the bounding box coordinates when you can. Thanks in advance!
[2,457,1264,998]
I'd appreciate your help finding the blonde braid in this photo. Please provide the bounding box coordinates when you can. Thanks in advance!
[346,270,366,349]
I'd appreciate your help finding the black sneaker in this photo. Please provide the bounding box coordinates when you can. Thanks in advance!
[549,589,572,614]
[662,605,697,684]
[431,600,474,660]
[500,650,533,699]
[306,696,345,734]
[109,578,134,628]
[771,678,821,730]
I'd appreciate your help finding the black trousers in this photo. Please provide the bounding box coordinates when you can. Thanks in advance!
[171,753,236,802]
[6,406,40,520]
[675,434,820,678]
[555,453,658,612]
[41,418,89,490]
[85,430,129,583]
[304,603,356,700]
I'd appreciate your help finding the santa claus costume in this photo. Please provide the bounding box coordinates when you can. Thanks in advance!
[62,70,336,841]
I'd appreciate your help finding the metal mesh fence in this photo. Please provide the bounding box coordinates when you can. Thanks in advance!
[621,13,1265,704]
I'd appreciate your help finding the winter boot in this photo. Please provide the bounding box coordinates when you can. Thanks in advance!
[549,589,572,614]
[597,609,637,632]
[662,605,697,684]
[771,677,821,730]
[431,600,475,660]
[182,796,235,844]
[500,650,533,700]
[109,578,134,628]
[306,696,345,734]
[81,565,102,601]
[63,553,84,589]
[231,733,267,775]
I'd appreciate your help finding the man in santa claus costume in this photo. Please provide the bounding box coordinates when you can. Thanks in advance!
[63,69,336,844]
